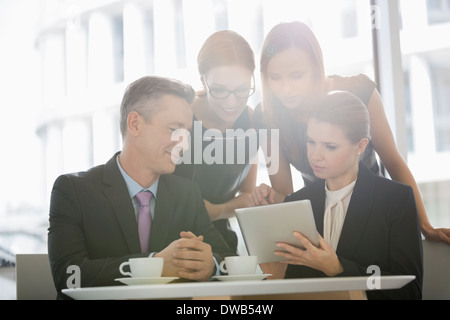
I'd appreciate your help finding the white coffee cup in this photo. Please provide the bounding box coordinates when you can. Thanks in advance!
[119,257,164,278]
[219,256,257,276]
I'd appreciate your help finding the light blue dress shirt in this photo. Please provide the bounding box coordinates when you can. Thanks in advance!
[116,156,158,221]
[116,155,220,277]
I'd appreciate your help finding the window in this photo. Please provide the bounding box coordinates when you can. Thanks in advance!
[214,0,228,30]
[143,7,155,75]
[341,0,358,38]
[112,15,124,83]
[403,71,414,153]
[427,0,450,24]
[431,67,450,151]
[173,0,187,69]
[400,1,450,229]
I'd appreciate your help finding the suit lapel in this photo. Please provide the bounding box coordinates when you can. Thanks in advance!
[102,153,141,253]
[150,175,176,250]
[309,181,326,236]
[336,164,375,258]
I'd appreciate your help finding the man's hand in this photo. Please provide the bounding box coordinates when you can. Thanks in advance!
[154,231,215,281]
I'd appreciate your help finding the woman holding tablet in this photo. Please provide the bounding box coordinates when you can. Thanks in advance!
[261,91,423,300]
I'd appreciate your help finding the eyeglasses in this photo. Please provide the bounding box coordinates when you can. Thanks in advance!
[203,75,256,100]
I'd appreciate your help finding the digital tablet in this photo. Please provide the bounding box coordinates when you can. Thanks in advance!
[235,200,320,263]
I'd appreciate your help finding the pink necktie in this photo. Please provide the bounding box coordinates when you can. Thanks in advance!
[136,191,153,253]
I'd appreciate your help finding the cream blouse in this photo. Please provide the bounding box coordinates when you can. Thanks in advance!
[323,180,356,251]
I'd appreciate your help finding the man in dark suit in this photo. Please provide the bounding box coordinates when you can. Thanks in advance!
[48,76,235,298]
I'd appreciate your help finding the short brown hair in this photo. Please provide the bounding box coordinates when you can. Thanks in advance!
[120,76,195,138]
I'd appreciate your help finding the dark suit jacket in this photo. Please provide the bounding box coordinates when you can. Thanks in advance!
[48,152,235,298]
[285,164,423,300]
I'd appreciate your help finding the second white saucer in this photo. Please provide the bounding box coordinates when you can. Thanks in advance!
[212,274,271,282]
[115,277,179,286]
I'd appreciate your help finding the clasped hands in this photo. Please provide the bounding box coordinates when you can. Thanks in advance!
[154,231,215,282]
[261,231,344,279]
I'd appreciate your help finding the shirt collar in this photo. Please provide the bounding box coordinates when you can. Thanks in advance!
[116,155,158,199]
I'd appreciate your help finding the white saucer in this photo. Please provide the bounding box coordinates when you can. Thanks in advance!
[115,277,179,286]
[212,274,271,282]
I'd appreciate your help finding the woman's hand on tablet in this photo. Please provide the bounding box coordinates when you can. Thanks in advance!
[275,232,344,277]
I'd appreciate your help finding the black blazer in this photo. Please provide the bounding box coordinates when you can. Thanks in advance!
[285,164,423,300]
[48,152,235,298]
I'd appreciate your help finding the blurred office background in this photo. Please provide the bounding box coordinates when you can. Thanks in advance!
[1,0,449,299]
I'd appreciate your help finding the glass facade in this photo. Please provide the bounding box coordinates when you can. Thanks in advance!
[427,0,450,24]
[1,0,450,298]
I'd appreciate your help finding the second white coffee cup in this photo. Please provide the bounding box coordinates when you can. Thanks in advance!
[119,257,163,278]
[219,256,257,276]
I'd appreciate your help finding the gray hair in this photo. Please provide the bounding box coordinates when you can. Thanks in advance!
[119,76,195,138]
